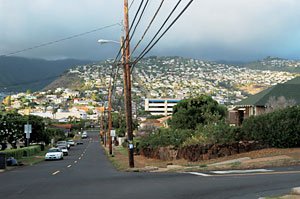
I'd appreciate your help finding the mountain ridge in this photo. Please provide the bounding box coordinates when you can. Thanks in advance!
[0,56,93,92]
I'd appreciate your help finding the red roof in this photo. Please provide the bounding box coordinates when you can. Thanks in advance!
[52,124,72,129]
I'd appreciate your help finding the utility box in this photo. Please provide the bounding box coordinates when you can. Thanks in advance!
[0,152,6,170]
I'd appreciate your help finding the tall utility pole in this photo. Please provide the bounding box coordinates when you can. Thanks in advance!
[100,110,105,146]
[123,0,134,168]
[108,80,113,155]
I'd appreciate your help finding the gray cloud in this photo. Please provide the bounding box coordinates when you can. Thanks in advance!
[1,0,300,61]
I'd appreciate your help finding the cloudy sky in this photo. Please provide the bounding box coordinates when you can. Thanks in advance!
[1,0,300,61]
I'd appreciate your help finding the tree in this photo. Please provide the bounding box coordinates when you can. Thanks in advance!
[169,95,227,130]
[0,113,51,149]
[0,112,24,149]
[26,89,32,95]
[112,112,138,137]
[27,115,47,144]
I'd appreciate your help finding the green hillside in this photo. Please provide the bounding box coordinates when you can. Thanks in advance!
[0,56,91,92]
[241,56,300,73]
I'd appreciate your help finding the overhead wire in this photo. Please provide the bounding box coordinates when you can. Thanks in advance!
[131,0,194,72]
[109,0,194,111]
[130,0,165,56]
[109,0,148,108]
[0,23,120,57]
[131,0,183,69]
[129,0,136,10]
[112,0,145,63]
[129,0,150,42]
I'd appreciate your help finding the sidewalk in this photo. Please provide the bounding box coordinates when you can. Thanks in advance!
[259,187,300,199]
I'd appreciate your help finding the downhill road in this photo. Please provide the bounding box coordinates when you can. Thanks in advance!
[1,131,300,199]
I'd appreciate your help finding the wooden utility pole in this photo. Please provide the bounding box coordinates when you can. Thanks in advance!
[123,0,134,168]
[100,110,105,145]
[108,81,113,155]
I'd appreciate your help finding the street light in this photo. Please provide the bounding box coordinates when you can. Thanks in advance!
[97,35,134,168]
[97,38,121,156]
[97,39,120,45]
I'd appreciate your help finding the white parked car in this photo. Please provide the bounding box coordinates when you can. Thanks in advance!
[56,140,70,149]
[45,148,64,160]
[58,146,68,156]
[81,131,88,139]
[67,140,75,146]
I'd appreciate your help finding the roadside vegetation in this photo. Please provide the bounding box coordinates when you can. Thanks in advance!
[0,111,83,165]
[133,94,300,162]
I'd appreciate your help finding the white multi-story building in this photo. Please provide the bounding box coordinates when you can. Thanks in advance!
[145,98,181,116]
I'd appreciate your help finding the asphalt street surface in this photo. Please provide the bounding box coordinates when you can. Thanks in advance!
[1,131,300,199]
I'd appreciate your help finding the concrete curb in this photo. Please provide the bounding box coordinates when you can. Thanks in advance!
[126,166,159,172]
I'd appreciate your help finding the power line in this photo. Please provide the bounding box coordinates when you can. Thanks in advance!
[0,23,120,57]
[112,0,145,63]
[132,0,194,71]
[131,0,165,56]
[129,0,150,42]
[129,0,136,10]
[108,0,147,105]
[131,0,183,67]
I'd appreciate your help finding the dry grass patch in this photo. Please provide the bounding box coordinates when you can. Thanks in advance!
[105,146,300,172]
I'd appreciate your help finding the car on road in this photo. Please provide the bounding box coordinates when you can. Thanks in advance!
[81,131,88,139]
[76,139,83,145]
[67,139,75,146]
[56,140,70,149]
[57,146,68,156]
[45,148,63,160]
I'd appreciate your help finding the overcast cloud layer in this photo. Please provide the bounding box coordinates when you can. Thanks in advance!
[1,0,300,61]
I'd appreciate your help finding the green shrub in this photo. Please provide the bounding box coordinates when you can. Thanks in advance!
[169,95,227,130]
[242,106,300,148]
[139,128,195,149]
[4,145,41,159]
[182,121,241,146]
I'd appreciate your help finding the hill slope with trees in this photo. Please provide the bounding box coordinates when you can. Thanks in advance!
[0,56,92,92]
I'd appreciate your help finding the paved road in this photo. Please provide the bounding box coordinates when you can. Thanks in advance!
[1,131,300,199]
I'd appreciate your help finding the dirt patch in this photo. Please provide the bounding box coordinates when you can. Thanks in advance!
[242,155,292,164]
[107,146,300,172]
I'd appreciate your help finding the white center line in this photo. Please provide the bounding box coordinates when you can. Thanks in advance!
[52,170,60,175]
[211,169,273,174]
[67,165,72,168]
[79,157,81,160]
[74,161,77,164]
[187,172,211,177]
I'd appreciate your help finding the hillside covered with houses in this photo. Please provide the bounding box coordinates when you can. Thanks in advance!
[1,56,298,123]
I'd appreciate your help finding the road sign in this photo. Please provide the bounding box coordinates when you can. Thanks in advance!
[24,124,32,134]
[24,124,32,139]
[110,130,116,137]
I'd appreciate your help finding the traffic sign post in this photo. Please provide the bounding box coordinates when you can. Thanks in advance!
[24,124,32,147]
[110,130,116,137]
[110,130,116,156]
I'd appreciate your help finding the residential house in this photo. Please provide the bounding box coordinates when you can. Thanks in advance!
[229,77,300,126]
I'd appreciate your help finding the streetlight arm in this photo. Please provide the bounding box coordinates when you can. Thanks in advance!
[97,39,120,45]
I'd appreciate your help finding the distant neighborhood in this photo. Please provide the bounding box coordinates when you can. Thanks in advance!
[0,56,298,122]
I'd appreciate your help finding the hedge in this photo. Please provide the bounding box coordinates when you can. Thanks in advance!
[3,145,41,159]
[242,106,300,148]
